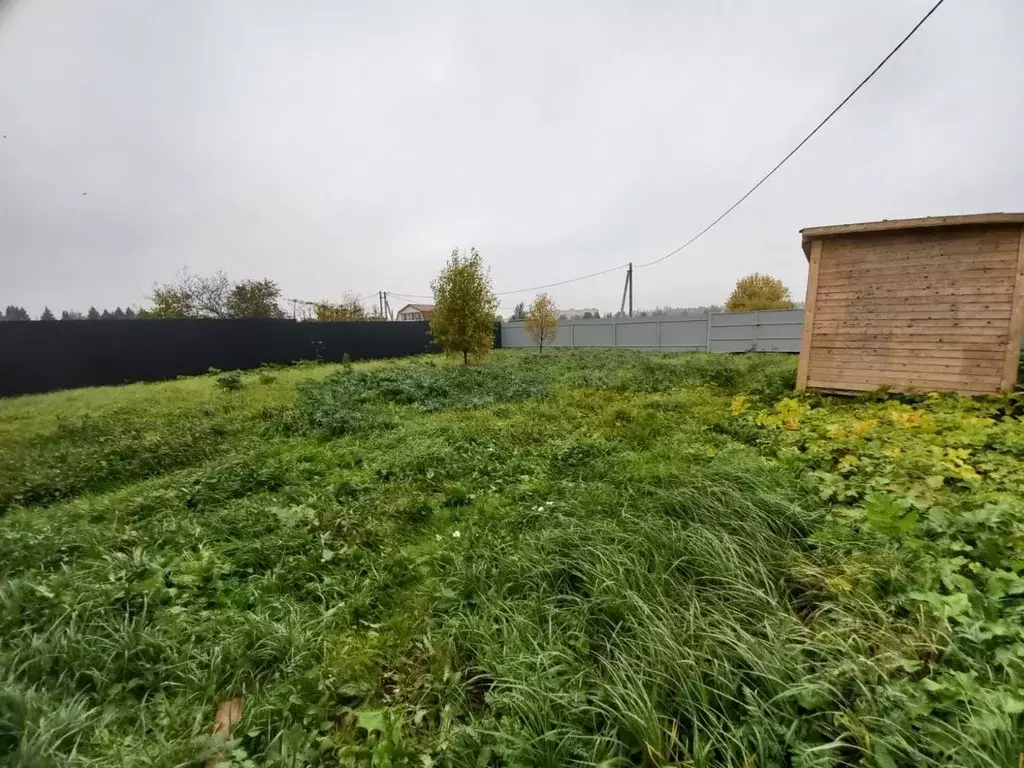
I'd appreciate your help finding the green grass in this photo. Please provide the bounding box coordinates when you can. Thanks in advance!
[0,351,1020,766]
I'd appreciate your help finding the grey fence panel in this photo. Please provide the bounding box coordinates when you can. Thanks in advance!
[501,323,533,348]
[757,310,804,325]
[710,324,756,341]
[755,338,801,352]
[755,328,801,352]
[659,318,709,350]
[573,323,617,347]
[709,313,751,351]
[501,308,1020,354]
[551,324,574,347]
[757,324,803,338]
[500,309,806,353]
[712,312,759,326]
[615,321,658,348]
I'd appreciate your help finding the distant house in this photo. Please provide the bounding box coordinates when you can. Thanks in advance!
[396,303,434,322]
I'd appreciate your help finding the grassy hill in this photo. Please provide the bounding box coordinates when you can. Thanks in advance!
[1,351,1020,766]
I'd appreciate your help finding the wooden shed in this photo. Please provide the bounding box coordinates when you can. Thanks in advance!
[796,213,1024,395]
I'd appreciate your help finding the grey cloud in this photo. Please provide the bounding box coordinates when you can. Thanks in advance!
[1,0,1022,317]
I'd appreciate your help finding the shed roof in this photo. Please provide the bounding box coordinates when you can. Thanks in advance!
[800,212,1024,258]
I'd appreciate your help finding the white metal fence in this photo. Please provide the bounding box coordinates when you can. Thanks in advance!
[501,309,804,353]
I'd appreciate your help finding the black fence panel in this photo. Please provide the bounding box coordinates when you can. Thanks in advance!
[0,319,439,397]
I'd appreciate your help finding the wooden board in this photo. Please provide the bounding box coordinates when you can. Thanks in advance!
[808,361,1002,384]
[816,285,1015,300]
[816,306,1012,318]
[810,340,1006,354]
[802,213,1024,239]
[801,215,1024,258]
[816,268,1018,289]
[796,240,822,390]
[818,258,1017,279]
[817,243,1019,268]
[810,346,1004,362]
[1001,227,1024,391]
[808,367,1002,385]
[811,311,1011,323]
[814,296,1012,310]
[807,370,998,389]
[820,240,1019,261]
[812,319,1008,332]
[806,377,996,396]
[816,280,1015,297]
[824,227,1019,250]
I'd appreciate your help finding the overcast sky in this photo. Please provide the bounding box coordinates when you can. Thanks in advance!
[1,0,1022,317]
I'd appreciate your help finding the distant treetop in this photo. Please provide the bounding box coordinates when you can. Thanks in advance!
[725,274,794,312]
[145,268,285,319]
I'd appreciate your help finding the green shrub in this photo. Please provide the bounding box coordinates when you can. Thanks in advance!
[216,372,244,391]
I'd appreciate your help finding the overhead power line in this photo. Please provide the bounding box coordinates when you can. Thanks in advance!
[493,262,629,297]
[396,0,945,299]
[390,263,632,301]
[635,0,945,269]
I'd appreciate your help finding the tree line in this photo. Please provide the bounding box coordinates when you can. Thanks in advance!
[2,305,140,321]
[2,268,381,323]
[3,266,796,327]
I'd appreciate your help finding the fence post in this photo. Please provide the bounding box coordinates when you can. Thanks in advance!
[705,311,714,352]
[656,319,661,350]
[570,323,575,349]
[752,311,758,352]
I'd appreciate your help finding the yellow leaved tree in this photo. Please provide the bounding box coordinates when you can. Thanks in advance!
[725,273,794,312]
[525,294,559,352]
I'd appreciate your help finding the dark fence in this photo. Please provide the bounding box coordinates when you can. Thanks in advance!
[0,319,446,397]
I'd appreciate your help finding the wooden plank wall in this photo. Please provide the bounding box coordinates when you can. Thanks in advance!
[803,225,1024,395]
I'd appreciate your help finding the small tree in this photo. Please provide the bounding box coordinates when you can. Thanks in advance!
[86,306,100,320]
[226,279,285,318]
[3,305,30,321]
[510,302,527,321]
[112,307,126,319]
[430,247,498,364]
[725,273,794,312]
[61,310,84,320]
[148,268,232,318]
[124,307,137,319]
[525,294,558,353]
[39,307,56,321]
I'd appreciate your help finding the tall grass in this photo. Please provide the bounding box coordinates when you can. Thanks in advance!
[0,350,1017,766]
[418,455,820,767]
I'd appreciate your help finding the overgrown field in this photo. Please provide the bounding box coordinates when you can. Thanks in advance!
[1,351,1022,767]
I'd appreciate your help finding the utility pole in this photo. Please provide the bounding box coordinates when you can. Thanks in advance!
[622,264,630,319]
[619,263,634,318]
[378,291,383,318]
